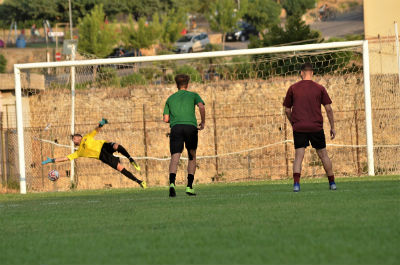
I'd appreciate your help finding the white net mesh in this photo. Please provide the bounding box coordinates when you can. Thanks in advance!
[7,41,400,192]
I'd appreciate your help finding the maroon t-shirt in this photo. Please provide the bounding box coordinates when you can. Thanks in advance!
[283,80,332,132]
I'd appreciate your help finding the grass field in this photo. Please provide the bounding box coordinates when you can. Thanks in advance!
[0,176,399,265]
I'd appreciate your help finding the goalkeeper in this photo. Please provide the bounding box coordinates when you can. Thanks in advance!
[41,118,146,189]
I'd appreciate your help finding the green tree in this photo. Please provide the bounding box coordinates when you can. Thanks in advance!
[281,0,316,16]
[244,0,281,31]
[207,0,247,50]
[159,8,187,48]
[251,14,321,47]
[77,4,117,58]
[121,14,162,54]
[0,0,59,27]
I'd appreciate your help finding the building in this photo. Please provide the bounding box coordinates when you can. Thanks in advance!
[364,0,400,74]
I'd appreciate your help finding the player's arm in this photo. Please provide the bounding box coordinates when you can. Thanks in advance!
[197,102,205,130]
[284,107,292,125]
[95,118,108,132]
[163,101,170,123]
[42,150,79,165]
[324,104,335,140]
[283,87,293,125]
[163,114,170,123]
[41,156,69,165]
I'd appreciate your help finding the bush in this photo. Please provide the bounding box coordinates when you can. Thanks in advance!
[139,67,162,81]
[204,43,222,52]
[96,67,120,87]
[226,57,255,80]
[174,65,202,83]
[0,54,7,73]
[120,73,147,86]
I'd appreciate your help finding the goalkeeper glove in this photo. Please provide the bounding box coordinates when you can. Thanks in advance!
[42,157,55,165]
[98,118,108,127]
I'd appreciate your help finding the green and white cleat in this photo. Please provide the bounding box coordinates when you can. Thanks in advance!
[185,187,196,196]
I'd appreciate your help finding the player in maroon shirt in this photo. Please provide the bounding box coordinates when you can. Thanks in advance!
[283,63,337,192]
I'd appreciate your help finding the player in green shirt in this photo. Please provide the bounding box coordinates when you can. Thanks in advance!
[163,74,205,197]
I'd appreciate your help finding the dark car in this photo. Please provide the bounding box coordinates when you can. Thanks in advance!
[107,47,138,58]
[102,47,141,70]
[226,21,258,42]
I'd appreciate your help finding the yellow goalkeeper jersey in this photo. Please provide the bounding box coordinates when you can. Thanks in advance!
[67,129,106,160]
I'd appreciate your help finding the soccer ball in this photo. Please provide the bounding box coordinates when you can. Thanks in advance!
[48,170,59,182]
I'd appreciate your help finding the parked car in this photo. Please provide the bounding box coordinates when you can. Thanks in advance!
[100,47,140,70]
[226,21,258,42]
[173,33,210,53]
[107,47,139,58]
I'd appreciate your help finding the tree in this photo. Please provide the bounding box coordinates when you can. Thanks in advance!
[280,0,316,16]
[243,0,281,31]
[77,4,117,58]
[0,0,59,28]
[251,14,321,47]
[207,0,247,50]
[121,14,162,55]
[159,9,187,48]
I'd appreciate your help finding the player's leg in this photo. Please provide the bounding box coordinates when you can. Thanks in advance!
[186,149,196,195]
[293,148,305,192]
[292,131,308,192]
[112,143,140,171]
[168,125,185,197]
[99,146,146,188]
[310,130,336,190]
[116,163,146,189]
[316,148,336,190]
[184,125,198,196]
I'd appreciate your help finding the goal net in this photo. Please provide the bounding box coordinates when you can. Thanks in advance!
[9,40,399,193]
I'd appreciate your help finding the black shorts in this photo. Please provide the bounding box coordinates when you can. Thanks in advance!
[170,124,198,158]
[99,142,119,169]
[293,130,326,149]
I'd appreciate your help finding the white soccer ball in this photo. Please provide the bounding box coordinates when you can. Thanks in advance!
[48,169,60,182]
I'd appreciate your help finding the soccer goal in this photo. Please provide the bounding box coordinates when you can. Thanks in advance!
[11,40,392,194]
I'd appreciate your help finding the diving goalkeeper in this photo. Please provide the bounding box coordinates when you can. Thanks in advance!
[41,118,146,189]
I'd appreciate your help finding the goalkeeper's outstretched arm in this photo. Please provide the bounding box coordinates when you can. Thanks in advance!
[95,118,108,132]
[42,156,69,165]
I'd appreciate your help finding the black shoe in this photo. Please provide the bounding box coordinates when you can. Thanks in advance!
[169,183,176,197]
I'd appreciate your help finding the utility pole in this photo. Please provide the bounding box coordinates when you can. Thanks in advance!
[68,0,74,40]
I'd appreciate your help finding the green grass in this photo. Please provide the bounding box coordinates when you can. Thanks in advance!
[1,176,399,264]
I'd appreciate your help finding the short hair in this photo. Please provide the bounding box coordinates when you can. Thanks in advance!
[71,133,82,139]
[301,63,313,71]
[175,74,190,89]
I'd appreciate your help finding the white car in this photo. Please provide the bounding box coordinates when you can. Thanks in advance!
[173,33,210,53]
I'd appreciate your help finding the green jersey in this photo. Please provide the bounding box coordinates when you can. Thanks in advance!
[163,90,205,128]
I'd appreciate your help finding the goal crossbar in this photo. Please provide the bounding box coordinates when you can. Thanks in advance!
[13,40,373,194]
[14,40,364,69]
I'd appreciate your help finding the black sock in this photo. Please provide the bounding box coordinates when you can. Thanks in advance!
[117,145,132,161]
[121,168,141,183]
[169,173,176,185]
[187,174,194,189]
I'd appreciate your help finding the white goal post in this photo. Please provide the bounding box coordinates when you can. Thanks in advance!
[13,40,374,194]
